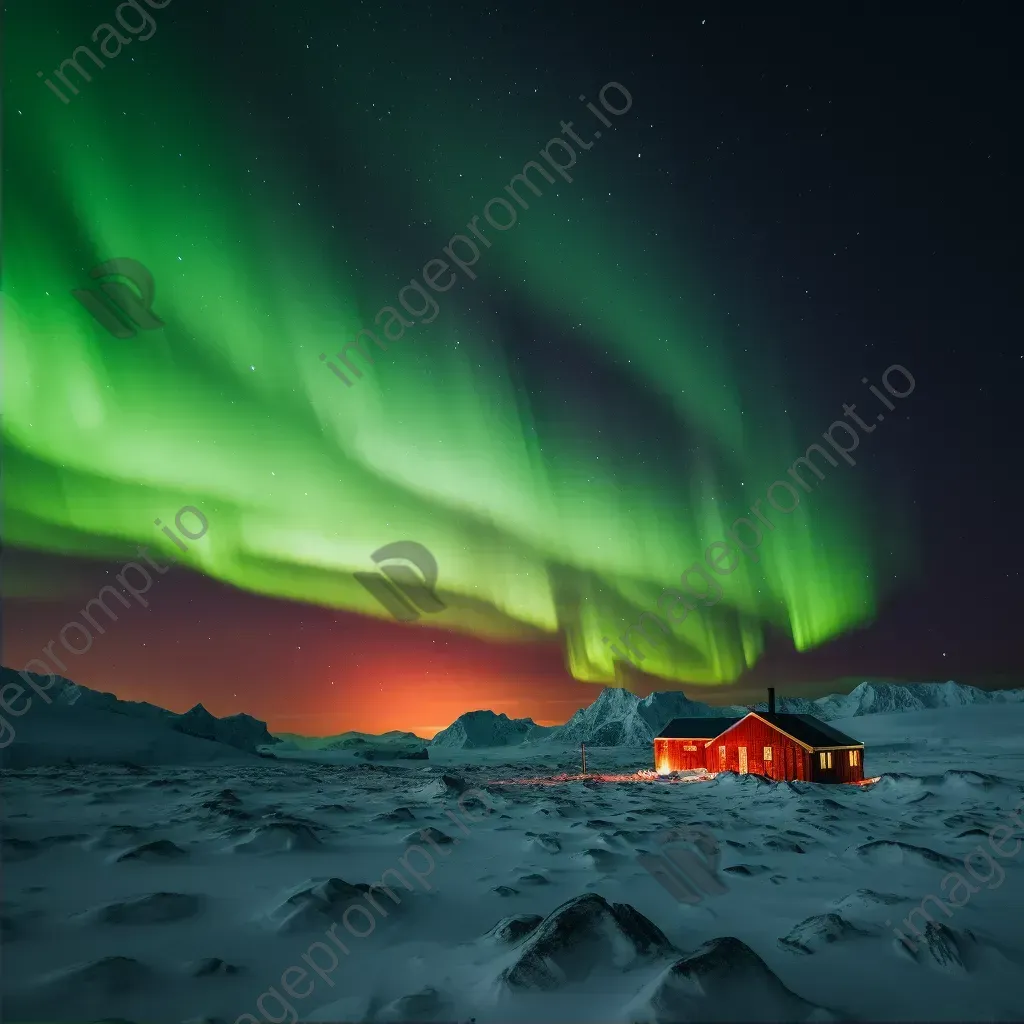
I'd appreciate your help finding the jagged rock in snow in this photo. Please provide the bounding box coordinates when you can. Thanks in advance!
[498,892,674,990]
[778,912,872,953]
[570,847,624,871]
[171,704,278,753]
[483,913,543,944]
[374,806,415,822]
[430,710,550,749]
[895,920,975,973]
[516,872,550,885]
[403,826,454,846]
[623,936,833,1023]
[187,957,244,976]
[723,863,772,876]
[415,773,471,799]
[523,831,561,853]
[546,687,748,747]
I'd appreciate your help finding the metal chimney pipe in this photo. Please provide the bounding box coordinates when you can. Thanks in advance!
[768,687,776,714]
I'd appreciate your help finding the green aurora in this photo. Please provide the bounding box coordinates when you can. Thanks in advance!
[3,1,902,688]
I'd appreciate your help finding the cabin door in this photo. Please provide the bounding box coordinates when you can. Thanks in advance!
[738,746,748,774]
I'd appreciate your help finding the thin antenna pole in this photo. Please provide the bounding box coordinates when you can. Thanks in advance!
[581,742,587,775]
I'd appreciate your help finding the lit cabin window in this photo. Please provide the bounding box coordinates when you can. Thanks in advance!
[819,751,833,769]
[718,745,726,768]
[849,749,860,766]
[763,746,773,761]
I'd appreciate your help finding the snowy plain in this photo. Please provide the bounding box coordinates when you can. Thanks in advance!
[4,696,1024,1023]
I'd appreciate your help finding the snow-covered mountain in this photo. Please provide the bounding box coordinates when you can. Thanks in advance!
[751,680,1024,722]
[169,703,278,753]
[0,668,279,759]
[545,687,749,747]
[514,681,1024,748]
[430,710,552,749]
[275,730,426,751]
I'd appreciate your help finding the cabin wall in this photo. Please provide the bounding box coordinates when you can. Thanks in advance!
[706,717,808,781]
[654,737,713,772]
[809,748,865,783]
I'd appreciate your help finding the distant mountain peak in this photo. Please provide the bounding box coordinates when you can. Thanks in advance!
[430,709,551,750]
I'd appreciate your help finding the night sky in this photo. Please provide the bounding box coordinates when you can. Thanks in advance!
[4,8,1019,737]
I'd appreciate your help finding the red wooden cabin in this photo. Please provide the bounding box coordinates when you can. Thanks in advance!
[654,717,742,773]
[708,711,864,783]
[653,688,865,784]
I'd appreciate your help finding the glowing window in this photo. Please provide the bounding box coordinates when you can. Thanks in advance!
[763,746,773,761]
[718,745,727,768]
[849,749,860,766]
[819,751,833,769]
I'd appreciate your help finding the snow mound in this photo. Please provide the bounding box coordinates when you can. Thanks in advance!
[430,710,550,749]
[623,936,834,1023]
[778,912,872,953]
[848,840,962,870]
[228,821,322,854]
[498,892,674,990]
[113,839,188,862]
[35,956,153,997]
[830,889,907,918]
[264,877,370,934]
[78,892,202,925]
[376,986,448,1022]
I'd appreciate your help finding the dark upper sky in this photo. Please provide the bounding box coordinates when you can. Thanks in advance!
[3,8,1020,736]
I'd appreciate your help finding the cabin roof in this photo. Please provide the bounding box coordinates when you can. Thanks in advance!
[758,712,862,748]
[657,716,743,739]
[709,711,862,749]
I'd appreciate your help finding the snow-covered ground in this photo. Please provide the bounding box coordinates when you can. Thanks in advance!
[4,703,1024,1023]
